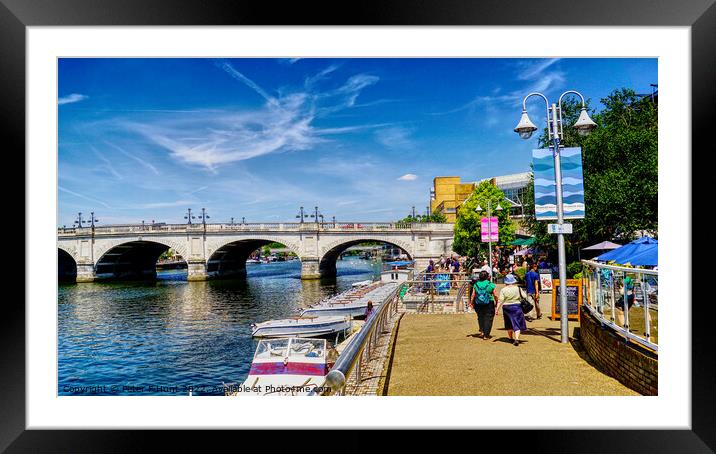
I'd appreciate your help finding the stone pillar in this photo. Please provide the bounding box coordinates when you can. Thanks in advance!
[76,262,96,283]
[187,259,209,281]
[300,259,321,280]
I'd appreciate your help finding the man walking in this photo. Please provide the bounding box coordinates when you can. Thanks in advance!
[525,263,541,320]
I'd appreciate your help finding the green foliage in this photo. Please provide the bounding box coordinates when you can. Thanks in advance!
[396,212,447,224]
[513,267,526,281]
[567,261,582,278]
[453,180,516,257]
[523,88,658,260]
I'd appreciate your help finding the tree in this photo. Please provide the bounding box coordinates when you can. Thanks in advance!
[523,88,658,261]
[453,181,515,258]
[396,212,447,224]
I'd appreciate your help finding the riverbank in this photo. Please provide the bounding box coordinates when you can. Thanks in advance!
[384,294,638,396]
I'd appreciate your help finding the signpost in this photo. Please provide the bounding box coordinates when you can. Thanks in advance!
[480,217,499,242]
[551,278,582,320]
[548,223,573,234]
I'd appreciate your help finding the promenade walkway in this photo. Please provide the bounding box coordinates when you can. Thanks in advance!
[384,294,638,396]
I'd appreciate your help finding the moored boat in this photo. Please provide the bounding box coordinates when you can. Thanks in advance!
[251,315,351,338]
[227,338,336,396]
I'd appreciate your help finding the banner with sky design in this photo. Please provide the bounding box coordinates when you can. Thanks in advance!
[532,147,585,220]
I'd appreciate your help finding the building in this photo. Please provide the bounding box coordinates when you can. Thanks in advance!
[429,176,476,223]
[477,171,532,219]
[429,172,532,224]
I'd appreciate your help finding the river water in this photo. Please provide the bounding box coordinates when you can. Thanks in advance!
[58,257,381,396]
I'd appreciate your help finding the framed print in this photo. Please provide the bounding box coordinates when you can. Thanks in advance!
[4,0,713,451]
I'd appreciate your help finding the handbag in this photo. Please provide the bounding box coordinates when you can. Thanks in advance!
[519,288,534,314]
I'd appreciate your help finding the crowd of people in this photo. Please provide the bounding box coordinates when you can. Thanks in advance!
[419,253,558,347]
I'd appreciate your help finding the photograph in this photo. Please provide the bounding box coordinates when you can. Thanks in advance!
[56,56,659,398]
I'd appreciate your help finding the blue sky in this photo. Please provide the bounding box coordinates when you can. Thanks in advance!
[58,58,657,226]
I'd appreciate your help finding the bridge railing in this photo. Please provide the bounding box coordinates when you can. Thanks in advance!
[58,222,454,235]
[581,260,658,352]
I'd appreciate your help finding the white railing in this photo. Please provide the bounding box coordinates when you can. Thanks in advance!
[581,260,658,352]
[58,222,454,236]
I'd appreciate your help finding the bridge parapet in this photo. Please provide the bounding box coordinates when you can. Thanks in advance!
[58,222,455,237]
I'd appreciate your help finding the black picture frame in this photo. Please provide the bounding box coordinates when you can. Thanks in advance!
[4,0,712,451]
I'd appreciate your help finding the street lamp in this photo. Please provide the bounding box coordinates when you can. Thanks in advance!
[475,201,502,282]
[184,208,196,225]
[295,206,309,223]
[198,208,210,225]
[308,206,322,225]
[515,89,596,344]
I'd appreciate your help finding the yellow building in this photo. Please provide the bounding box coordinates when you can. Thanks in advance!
[429,176,476,223]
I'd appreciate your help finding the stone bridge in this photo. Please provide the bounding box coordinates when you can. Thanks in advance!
[57,222,455,282]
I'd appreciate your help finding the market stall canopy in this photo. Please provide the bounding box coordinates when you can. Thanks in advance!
[595,237,657,266]
[509,237,536,246]
[583,240,622,250]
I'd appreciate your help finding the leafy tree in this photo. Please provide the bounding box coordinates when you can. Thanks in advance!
[523,88,658,261]
[396,212,447,224]
[453,180,515,258]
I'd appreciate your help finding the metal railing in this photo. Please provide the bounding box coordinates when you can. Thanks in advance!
[309,283,403,396]
[581,260,658,352]
[58,222,454,236]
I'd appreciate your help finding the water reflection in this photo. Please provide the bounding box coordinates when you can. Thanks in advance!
[58,257,381,395]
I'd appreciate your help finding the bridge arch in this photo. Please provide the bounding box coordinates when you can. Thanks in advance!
[206,236,302,279]
[94,239,187,281]
[318,237,414,277]
[58,248,77,282]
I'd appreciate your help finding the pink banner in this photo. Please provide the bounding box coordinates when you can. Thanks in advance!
[481,217,499,242]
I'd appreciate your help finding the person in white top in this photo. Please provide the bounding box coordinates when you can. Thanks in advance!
[479,260,492,278]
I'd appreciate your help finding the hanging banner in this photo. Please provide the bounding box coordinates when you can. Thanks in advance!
[532,147,585,220]
[480,217,498,242]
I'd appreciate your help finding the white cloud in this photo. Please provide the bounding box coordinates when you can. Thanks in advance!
[375,127,414,149]
[118,61,381,171]
[58,93,88,105]
[397,173,418,181]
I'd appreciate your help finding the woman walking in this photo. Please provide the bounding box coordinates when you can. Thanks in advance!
[470,271,499,339]
[496,274,528,346]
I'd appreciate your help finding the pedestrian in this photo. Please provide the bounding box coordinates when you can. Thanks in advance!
[615,275,635,327]
[364,301,374,320]
[470,270,499,339]
[525,263,542,320]
[496,274,528,346]
[479,260,492,279]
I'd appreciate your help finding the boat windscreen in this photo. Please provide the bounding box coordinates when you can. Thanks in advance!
[289,339,326,358]
[255,339,290,358]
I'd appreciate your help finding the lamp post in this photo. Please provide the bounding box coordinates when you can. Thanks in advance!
[475,201,502,282]
[514,89,596,343]
[87,212,99,230]
[184,208,196,225]
[296,206,309,224]
[198,208,210,225]
[332,216,336,228]
[308,206,322,226]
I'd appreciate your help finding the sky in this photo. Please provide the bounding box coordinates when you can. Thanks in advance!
[58,58,657,226]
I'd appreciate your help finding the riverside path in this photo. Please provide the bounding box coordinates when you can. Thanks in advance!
[383,293,638,396]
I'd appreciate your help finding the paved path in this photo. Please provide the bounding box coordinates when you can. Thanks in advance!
[384,295,639,396]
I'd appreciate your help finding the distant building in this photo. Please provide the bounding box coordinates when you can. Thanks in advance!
[476,171,532,219]
[429,172,532,225]
[429,176,476,223]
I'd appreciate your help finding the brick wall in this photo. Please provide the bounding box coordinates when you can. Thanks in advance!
[579,308,658,396]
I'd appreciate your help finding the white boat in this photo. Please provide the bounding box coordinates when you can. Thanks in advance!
[251,315,351,338]
[246,258,261,264]
[228,338,336,396]
[351,280,373,288]
[301,281,399,318]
